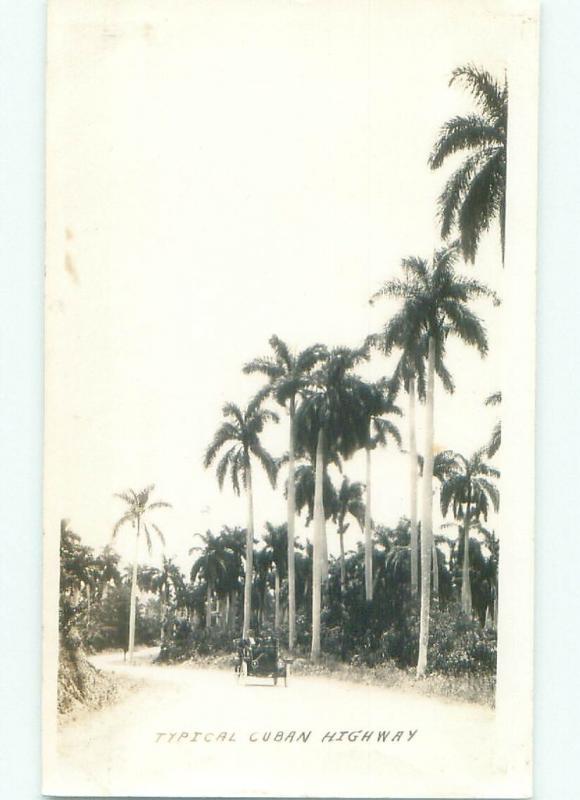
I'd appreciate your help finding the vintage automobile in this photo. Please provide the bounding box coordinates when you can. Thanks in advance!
[234,636,290,686]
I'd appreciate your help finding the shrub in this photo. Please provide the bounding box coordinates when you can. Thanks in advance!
[157,625,236,663]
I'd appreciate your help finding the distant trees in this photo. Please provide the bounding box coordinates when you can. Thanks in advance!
[438,450,500,615]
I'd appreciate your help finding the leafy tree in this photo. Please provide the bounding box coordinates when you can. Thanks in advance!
[111,486,171,663]
[204,397,278,637]
[372,245,497,676]
[59,519,95,638]
[244,336,325,650]
[428,65,508,263]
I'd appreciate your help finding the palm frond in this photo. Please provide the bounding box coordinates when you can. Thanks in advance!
[485,391,502,406]
[112,512,133,541]
[450,64,507,120]
[486,420,501,458]
[429,114,505,169]
[150,522,166,548]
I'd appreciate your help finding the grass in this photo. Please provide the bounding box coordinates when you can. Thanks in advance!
[290,654,496,708]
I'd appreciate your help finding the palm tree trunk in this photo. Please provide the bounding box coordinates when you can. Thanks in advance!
[287,400,297,652]
[311,428,324,660]
[461,508,473,615]
[206,579,212,630]
[364,442,373,602]
[160,589,167,643]
[242,463,255,639]
[409,377,419,598]
[321,484,329,582]
[417,336,435,678]
[128,518,140,664]
[432,539,439,598]
[339,530,346,594]
[274,568,280,633]
[225,593,231,631]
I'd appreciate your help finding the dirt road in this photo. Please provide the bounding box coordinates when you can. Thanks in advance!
[51,648,506,797]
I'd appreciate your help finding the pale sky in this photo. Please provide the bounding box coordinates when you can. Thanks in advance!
[45,0,517,572]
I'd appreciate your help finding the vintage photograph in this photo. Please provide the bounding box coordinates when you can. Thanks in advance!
[43,1,538,796]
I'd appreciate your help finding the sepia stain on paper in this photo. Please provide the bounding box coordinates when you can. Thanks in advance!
[65,252,79,285]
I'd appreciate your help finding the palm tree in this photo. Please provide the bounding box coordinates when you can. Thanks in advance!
[112,486,171,663]
[189,530,230,629]
[368,315,430,601]
[263,522,288,633]
[93,546,122,602]
[204,397,278,638]
[292,462,339,526]
[372,245,497,676]
[353,378,402,601]
[429,65,508,263]
[334,476,365,594]
[149,557,185,640]
[369,303,453,601]
[294,346,367,659]
[438,449,500,615]
[243,336,325,651]
[217,525,246,631]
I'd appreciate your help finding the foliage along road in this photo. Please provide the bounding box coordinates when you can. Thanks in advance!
[55,647,503,798]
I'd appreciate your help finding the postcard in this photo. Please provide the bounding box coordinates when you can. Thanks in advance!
[43,0,538,796]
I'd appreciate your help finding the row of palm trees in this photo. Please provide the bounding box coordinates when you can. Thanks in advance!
[108,64,507,674]
[202,63,506,675]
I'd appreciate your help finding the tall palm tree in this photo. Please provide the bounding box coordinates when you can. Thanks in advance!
[372,245,497,676]
[204,397,278,638]
[353,378,402,601]
[334,475,365,594]
[429,64,508,263]
[243,336,325,651]
[294,346,367,660]
[112,485,171,663]
[369,305,450,600]
[438,449,500,615]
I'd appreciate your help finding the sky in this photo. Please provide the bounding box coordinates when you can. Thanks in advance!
[45,0,518,572]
